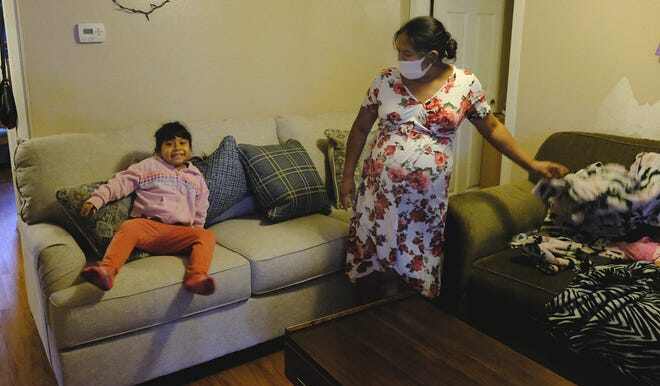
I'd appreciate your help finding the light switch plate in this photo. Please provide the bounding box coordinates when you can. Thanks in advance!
[75,23,106,44]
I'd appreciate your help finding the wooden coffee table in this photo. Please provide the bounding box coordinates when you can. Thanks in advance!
[284,294,574,386]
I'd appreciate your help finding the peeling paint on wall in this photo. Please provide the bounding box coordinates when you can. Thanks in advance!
[596,77,660,138]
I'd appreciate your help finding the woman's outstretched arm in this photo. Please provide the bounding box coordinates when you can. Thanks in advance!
[471,113,569,179]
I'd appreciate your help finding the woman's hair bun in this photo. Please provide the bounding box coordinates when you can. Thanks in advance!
[444,37,457,60]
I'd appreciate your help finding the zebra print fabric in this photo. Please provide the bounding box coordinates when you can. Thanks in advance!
[630,152,660,228]
[546,261,660,385]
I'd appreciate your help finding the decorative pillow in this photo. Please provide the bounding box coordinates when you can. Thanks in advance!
[192,135,250,226]
[238,139,331,222]
[211,195,258,223]
[56,182,147,261]
[324,128,377,208]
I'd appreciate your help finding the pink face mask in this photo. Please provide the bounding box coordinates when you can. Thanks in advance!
[398,56,432,80]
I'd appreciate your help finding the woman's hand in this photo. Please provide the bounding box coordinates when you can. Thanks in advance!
[531,160,569,179]
[339,176,356,209]
[80,200,98,217]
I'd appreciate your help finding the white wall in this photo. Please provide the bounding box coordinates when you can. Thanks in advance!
[509,0,660,182]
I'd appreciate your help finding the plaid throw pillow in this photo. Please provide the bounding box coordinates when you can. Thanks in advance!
[56,182,148,261]
[192,135,249,226]
[239,139,331,222]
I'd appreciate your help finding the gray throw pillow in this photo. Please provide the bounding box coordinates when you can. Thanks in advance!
[192,135,249,226]
[212,195,257,223]
[239,139,331,222]
[56,182,147,261]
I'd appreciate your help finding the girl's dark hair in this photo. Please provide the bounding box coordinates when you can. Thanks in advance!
[154,121,192,153]
[394,16,457,61]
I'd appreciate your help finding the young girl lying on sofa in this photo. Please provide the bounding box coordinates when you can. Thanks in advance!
[80,122,216,295]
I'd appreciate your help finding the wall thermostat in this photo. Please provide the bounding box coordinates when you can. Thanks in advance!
[75,23,106,44]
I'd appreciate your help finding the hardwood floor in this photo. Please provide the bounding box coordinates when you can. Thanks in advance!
[0,169,58,386]
[0,168,292,386]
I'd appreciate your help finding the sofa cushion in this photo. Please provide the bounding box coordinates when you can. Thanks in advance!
[275,112,360,185]
[14,133,145,225]
[328,207,353,224]
[209,214,348,294]
[239,139,331,222]
[48,245,251,350]
[211,195,257,223]
[185,117,279,155]
[192,135,249,226]
[467,249,641,386]
[468,248,576,318]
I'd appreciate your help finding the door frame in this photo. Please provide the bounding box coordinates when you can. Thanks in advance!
[499,0,524,185]
[2,0,30,166]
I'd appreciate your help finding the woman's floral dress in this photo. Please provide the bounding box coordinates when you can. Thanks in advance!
[346,66,491,298]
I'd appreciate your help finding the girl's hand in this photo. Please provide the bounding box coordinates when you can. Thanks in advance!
[531,160,569,179]
[80,201,98,217]
[339,176,356,209]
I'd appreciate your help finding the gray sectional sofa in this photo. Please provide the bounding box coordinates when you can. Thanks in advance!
[14,112,361,386]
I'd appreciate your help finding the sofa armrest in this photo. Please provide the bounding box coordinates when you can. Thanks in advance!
[442,180,546,306]
[21,222,87,296]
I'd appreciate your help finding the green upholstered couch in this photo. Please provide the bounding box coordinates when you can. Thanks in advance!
[442,131,660,385]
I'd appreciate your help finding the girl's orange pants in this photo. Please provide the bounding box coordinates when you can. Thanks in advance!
[100,218,215,277]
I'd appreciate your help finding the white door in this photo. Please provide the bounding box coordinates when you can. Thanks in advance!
[410,0,508,193]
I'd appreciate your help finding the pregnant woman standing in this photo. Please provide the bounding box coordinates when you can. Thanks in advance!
[341,16,567,298]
